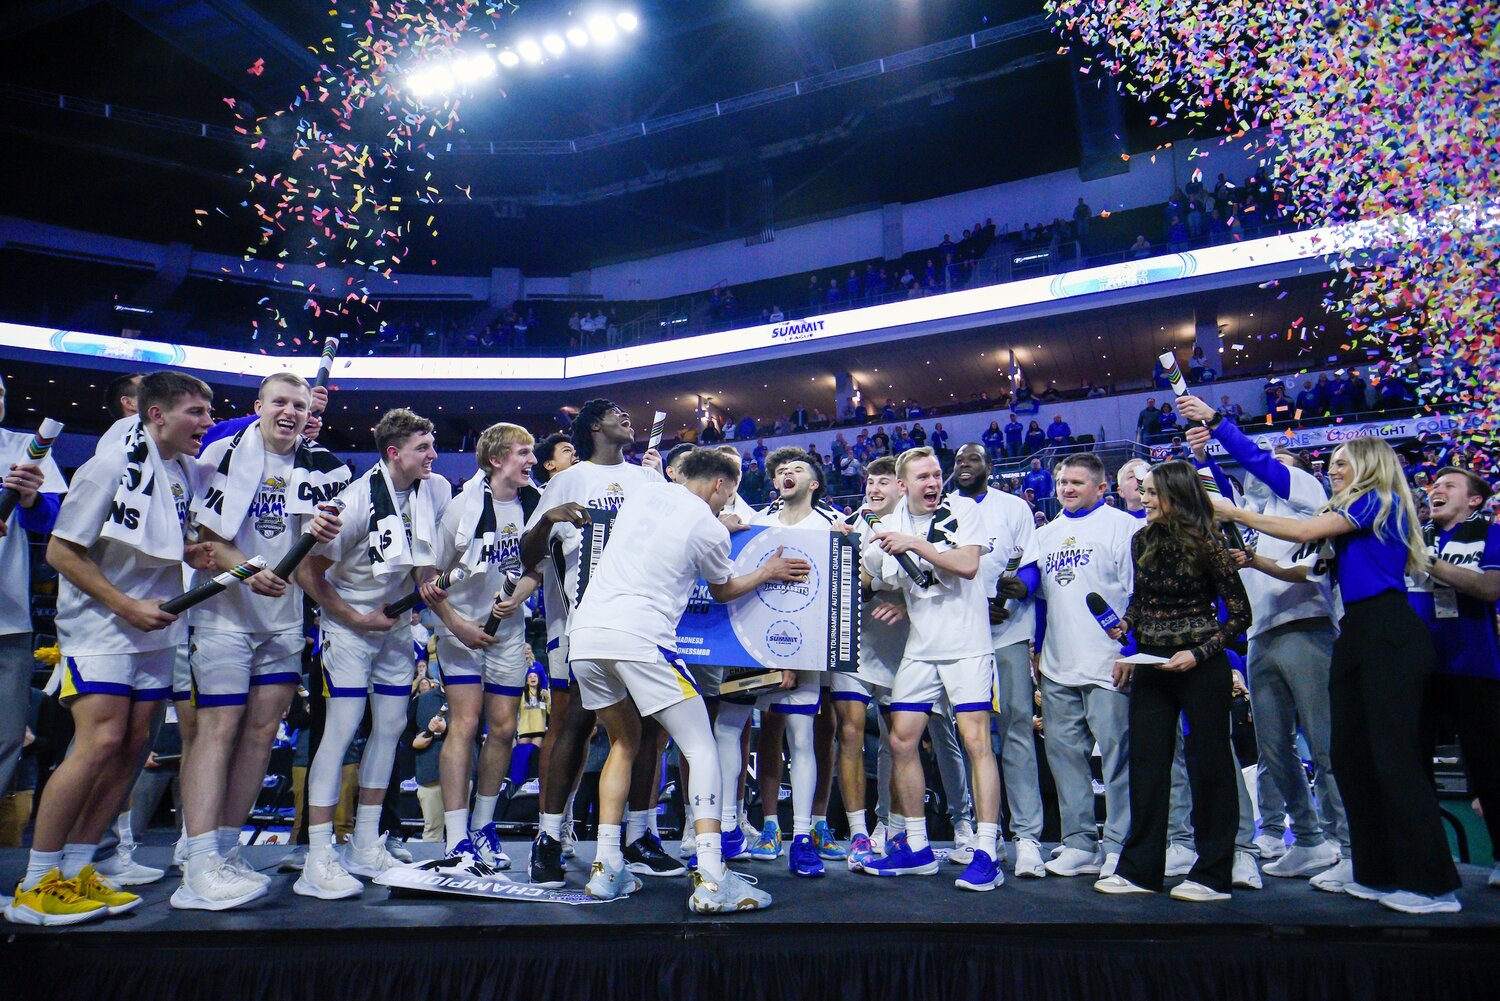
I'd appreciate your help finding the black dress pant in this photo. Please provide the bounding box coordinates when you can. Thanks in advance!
[1332,592,1460,895]
[1117,648,1238,893]
[1423,672,1500,860]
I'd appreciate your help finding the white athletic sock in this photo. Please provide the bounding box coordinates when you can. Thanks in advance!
[904,817,929,852]
[696,833,725,881]
[23,849,63,887]
[309,822,335,860]
[888,815,906,834]
[847,811,869,838]
[625,810,649,845]
[793,816,812,837]
[187,832,219,860]
[720,804,739,832]
[976,822,1000,859]
[471,794,499,830]
[352,804,382,852]
[445,810,469,852]
[116,812,135,848]
[647,811,661,838]
[61,842,97,878]
[598,824,624,867]
[217,825,241,855]
[539,812,564,841]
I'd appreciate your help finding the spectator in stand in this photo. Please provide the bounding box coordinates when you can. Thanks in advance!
[1295,379,1320,416]
[983,420,1005,461]
[1190,344,1214,382]
[826,278,844,308]
[892,426,914,454]
[871,426,891,456]
[1083,379,1108,399]
[606,309,621,349]
[1267,386,1294,424]
[1023,420,1047,456]
[1167,217,1189,252]
[568,310,582,346]
[1347,369,1369,412]
[881,398,898,422]
[737,414,757,440]
[1217,395,1245,424]
[791,405,810,431]
[808,276,822,312]
[1153,355,1172,389]
[1130,235,1153,259]
[1314,373,1332,414]
[515,310,532,353]
[1377,373,1413,411]
[1003,414,1024,458]
[810,407,830,429]
[1038,384,1062,403]
[1047,414,1073,449]
[1187,200,1205,241]
[1136,397,1162,442]
[910,423,928,448]
[753,439,769,470]
[907,400,926,419]
[1157,403,1180,440]
[846,269,862,303]
[930,422,949,453]
[1023,457,1053,508]
[1074,197,1093,240]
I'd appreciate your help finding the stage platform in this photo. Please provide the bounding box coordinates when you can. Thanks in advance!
[4,842,1497,1001]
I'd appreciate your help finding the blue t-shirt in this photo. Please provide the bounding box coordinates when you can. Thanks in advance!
[1334,492,1412,604]
[1408,517,1500,680]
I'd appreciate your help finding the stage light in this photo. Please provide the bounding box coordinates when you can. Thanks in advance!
[588,15,618,43]
[566,27,589,47]
[616,11,639,31]
[497,49,520,67]
[543,34,567,56]
[518,38,543,63]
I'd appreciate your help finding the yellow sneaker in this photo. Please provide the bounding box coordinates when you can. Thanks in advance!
[4,870,108,926]
[71,864,142,915]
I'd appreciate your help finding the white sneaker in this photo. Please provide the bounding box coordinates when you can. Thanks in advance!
[1380,890,1461,915]
[870,823,887,856]
[1094,874,1153,895]
[585,857,642,901]
[1264,841,1340,878]
[1045,846,1103,877]
[1309,858,1357,894]
[339,840,401,878]
[1013,839,1047,878]
[94,843,166,886]
[222,846,272,887]
[1489,863,1500,889]
[561,821,577,860]
[1253,833,1288,860]
[170,861,268,911]
[293,851,363,900]
[278,845,308,872]
[1100,852,1120,878]
[1170,879,1230,902]
[739,812,759,844]
[948,820,975,866]
[680,829,696,859]
[1049,843,1068,858]
[1164,843,1198,877]
[172,836,188,872]
[1233,850,1263,889]
[383,835,414,864]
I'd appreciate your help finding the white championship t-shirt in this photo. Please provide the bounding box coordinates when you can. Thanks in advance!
[569,481,735,661]
[862,495,992,662]
[0,428,67,637]
[1024,500,1143,687]
[434,490,527,648]
[523,459,662,625]
[1240,465,1339,638]
[316,469,451,612]
[52,451,193,656]
[193,446,305,634]
[960,486,1038,650]
[846,508,908,688]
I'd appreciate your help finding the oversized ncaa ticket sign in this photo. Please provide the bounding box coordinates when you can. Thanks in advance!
[578,512,861,685]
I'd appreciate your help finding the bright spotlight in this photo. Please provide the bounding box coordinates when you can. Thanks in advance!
[542,34,566,56]
[452,53,495,83]
[497,49,520,68]
[427,67,455,93]
[616,12,639,32]
[587,15,618,43]
[566,27,589,47]
[406,71,434,96]
[518,38,543,62]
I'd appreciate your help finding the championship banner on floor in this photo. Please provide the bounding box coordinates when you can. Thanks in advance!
[676,525,861,675]
[375,866,611,905]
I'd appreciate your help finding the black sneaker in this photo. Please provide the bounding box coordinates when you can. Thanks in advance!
[624,833,687,877]
[529,833,566,888]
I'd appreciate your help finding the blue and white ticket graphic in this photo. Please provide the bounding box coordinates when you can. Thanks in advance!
[676,525,860,674]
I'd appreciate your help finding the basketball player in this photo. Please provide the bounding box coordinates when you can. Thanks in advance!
[291,409,450,899]
[569,447,804,910]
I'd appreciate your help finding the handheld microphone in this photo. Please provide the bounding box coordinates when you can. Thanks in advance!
[162,556,268,614]
[1086,591,1127,645]
[0,418,64,522]
[270,498,346,581]
[314,336,339,391]
[860,510,935,588]
[482,572,522,636]
[383,566,468,619]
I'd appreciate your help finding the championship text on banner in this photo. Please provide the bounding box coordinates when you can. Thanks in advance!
[576,515,860,673]
[1150,411,1477,461]
[678,525,860,675]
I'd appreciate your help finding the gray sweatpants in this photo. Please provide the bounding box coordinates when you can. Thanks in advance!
[0,633,33,797]
[1041,677,1130,856]
[1168,728,1258,851]
[994,640,1043,840]
[876,711,972,829]
[1249,619,1348,850]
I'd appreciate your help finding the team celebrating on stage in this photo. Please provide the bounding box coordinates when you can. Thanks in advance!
[0,363,1493,925]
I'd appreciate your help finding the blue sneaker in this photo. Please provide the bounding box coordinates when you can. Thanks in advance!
[847,833,875,872]
[859,840,939,877]
[955,849,1003,891]
[885,831,908,856]
[811,821,847,861]
[788,835,826,878]
[748,821,782,861]
[721,826,751,862]
[470,823,511,871]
